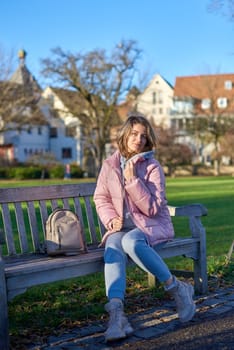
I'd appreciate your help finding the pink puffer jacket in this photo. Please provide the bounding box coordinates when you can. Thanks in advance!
[94,150,174,246]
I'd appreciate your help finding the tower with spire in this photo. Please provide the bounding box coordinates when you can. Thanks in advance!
[9,49,41,95]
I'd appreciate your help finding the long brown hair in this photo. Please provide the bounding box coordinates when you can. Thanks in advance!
[117,113,157,158]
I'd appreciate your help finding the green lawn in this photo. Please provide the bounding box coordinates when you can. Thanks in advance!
[166,176,234,257]
[2,176,233,346]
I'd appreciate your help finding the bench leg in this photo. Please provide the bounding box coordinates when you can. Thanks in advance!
[0,258,9,350]
[189,216,208,295]
[195,227,208,294]
[193,257,208,295]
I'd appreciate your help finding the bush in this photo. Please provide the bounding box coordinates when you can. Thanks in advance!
[70,164,84,178]
[0,167,8,179]
[0,163,84,179]
[49,165,65,179]
[10,166,42,180]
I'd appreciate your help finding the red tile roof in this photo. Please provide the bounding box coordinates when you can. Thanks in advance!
[174,74,234,100]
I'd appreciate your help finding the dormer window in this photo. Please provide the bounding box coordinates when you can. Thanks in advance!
[217,97,227,108]
[201,98,211,109]
[224,80,232,90]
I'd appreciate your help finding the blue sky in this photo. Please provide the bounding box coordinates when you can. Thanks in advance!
[0,0,233,88]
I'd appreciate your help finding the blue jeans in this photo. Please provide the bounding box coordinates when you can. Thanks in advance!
[104,228,172,300]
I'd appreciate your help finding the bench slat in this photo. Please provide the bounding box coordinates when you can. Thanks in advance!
[74,197,84,227]
[27,201,41,252]
[1,204,16,255]
[14,202,28,253]
[51,199,59,210]
[0,183,96,203]
[62,198,70,209]
[98,217,106,237]
[84,197,99,244]
[39,200,49,238]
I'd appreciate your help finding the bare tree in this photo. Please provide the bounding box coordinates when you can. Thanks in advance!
[0,45,15,80]
[195,78,233,174]
[214,129,234,163]
[40,40,143,174]
[156,126,192,177]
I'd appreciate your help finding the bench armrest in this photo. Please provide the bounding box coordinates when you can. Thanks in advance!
[168,203,208,217]
[168,203,207,241]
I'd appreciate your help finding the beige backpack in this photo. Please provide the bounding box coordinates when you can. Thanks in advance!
[45,208,87,256]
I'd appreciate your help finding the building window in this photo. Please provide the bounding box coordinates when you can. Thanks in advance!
[178,119,183,129]
[152,92,156,104]
[171,119,177,128]
[201,98,211,109]
[224,80,232,90]
[62,148,72,159]
[158,91,163,104]
[217,97,227,108]
[65,127,76,137]
[50,127,58,138]
[38,127,42,135]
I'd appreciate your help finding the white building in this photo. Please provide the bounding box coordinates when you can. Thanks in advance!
[0,51,83,167]
[136,74,174,127]
[40,86,83,166]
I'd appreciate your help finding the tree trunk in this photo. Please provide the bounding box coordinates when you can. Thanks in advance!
[214,159,220,176]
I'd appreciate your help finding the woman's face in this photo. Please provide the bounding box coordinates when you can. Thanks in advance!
[127,123,147,155]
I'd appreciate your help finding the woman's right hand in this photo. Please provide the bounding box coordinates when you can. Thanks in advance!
[99,217,123,247]
[107,217,123,232]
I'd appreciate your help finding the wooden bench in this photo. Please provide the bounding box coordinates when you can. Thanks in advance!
[0,182,208,350]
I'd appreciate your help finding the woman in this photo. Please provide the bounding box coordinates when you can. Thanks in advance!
[94,113,195,342]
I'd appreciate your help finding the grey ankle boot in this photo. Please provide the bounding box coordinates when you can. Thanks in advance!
[166,276,196,322]
[104,299,134,342]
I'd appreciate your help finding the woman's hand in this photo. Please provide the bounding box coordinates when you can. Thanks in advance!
[99,217,123,247]
[107,216,123,232]
[123,160,136,181]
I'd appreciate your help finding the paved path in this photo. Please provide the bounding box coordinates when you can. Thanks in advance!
[27,286,234,350]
